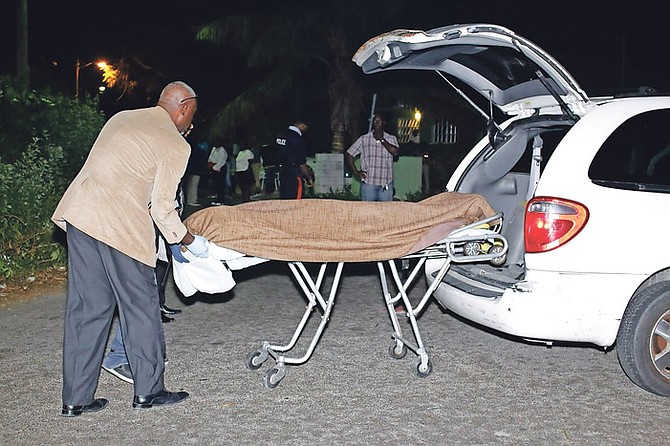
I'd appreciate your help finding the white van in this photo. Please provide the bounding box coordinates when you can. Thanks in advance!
[353,24,670,395]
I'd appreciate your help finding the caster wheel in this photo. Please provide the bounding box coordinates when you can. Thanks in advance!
[263,367,285,389]
[388,343,407,360]
[488,244,507,266]
[413,357,433,378]
[245,350,265,370]
[463,242,481,256]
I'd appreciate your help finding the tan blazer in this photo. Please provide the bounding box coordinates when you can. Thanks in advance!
[52,106,190,266]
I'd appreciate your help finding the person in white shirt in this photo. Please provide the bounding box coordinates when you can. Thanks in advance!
[207,141,228,205]
[235,145,256,202]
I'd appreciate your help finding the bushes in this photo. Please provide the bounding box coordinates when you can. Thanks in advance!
[0,76,105,179]
[313,184,358,200]
[0,138,66,281]
[0,77,105,283]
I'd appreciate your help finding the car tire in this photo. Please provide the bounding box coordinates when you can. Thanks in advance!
[617,281,670,396]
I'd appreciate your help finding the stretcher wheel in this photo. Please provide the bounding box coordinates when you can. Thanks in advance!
[263,367,285,389]
[245,351,265,370]
[388,343,407,360]
[413,357,433,378]
[463,242,481,256]
[488,244,507,266]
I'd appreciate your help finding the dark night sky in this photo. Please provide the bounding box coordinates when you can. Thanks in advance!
[2,0,670,110]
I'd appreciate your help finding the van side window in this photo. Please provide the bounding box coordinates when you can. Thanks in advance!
[589,109,670,192]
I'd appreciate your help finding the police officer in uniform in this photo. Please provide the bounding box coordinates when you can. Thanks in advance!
[276,118,314,199]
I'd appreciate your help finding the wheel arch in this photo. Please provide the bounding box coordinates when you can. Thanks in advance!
[629,267,670,304]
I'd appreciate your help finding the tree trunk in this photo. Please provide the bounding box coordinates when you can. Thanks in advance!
[330,123,345,153]
[328,60,362,153]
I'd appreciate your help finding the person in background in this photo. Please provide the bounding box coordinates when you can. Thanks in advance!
[52,81,210,416]
[235,144,256,202]
[207,140,228,205]
[345,112,399,202]
[249,137,263,193]
[183,140,209,206]
[260,142,279,195]
[276,118,314,199]
[345,112,405,312]
[226,143,239,198]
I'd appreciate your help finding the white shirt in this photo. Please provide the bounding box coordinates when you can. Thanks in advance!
[208,146,228,172]
[236,148,255,172]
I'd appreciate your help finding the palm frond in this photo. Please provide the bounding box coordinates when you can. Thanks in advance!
[195,16,267,52]
[195,0,408,150]
[207,68,294,140]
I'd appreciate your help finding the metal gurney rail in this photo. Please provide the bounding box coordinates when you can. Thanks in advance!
[245,212,507,388]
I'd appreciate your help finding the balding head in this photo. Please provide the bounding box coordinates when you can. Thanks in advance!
[157,81,198,135]
[158,81,196,105]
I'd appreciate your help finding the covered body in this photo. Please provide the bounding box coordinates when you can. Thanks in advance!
[184,192,495,263]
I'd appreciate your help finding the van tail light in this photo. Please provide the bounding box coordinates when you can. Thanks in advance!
[525,197,589,253]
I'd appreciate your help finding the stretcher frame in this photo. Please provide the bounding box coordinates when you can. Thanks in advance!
[245,213,506,388]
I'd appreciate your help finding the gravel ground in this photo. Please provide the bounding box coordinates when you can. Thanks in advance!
[0,261,668,446]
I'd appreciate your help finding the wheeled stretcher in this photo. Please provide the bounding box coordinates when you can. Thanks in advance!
[180,192,506,388]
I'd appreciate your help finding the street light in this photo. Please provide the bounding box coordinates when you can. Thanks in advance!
[75,58,107,98]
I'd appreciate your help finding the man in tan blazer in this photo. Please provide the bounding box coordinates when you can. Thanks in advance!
[52,81,209,416]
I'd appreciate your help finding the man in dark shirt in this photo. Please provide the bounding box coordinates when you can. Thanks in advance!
[276,119,314,199]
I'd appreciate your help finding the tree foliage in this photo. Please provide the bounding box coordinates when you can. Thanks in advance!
[0,76,105,179]
[195,0,405,151]
[0,77,105,283]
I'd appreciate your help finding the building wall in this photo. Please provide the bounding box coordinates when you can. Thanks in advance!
[309,154,423,200]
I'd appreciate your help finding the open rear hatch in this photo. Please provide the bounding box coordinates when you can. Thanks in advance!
[353,24,590,121]
[353,24,591,297]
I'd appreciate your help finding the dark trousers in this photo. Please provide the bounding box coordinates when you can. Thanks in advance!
[155,227,171,307]
[62,226,165,404]
[156,259,169,307]
[279,168,303,199]
[264,165,278,194]
[212,167,227,203]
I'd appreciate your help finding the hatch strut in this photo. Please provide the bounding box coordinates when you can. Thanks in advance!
[534,70,579,122]
[435,70,505,147]
[435,70,491,122]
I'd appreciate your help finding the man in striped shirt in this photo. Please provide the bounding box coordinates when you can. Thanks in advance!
[345,112,400,201]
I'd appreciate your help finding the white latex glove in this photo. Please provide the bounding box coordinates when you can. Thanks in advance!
[185,235,209,258]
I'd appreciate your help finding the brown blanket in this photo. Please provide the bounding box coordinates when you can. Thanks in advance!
[184,192,496,263]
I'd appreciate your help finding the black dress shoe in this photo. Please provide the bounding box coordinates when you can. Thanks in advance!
[62,398,109,417]
[161,314,174,323]
[133,389,189,409]
[160,304,182,315]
